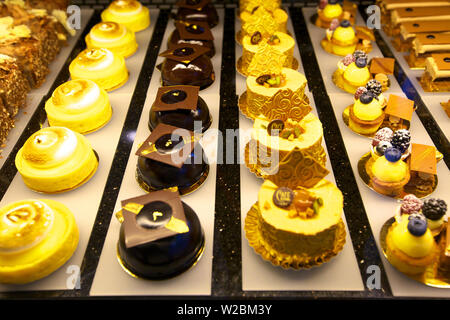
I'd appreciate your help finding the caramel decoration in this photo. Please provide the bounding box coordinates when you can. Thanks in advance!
[264,147,330,189]
[384,94,415,122]
[409,143,437,175]
[370,57,395,75]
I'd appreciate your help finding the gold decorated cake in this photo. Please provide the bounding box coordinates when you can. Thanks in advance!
[69,48,129,92]
[15,127,99,193]
[0,199,79,284]
[238,6,287,44]
[239,0,281,15]
[85,21,138,58]
[101,0,150,33]
[45,79,112,134]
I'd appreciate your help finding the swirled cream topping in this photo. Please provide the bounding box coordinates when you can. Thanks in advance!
[21,127,78,169]
[52,79,101,110]
[89,22,127,42]
[0,200,54,254]
[108,0,143,16]
[76,48,115,71]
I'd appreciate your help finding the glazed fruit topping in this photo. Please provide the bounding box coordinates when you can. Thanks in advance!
[353,50,368,62]
[391,129,411,154]
[289,189,323,219]
[375,141,392,156]
[340,19,351,28]
[359,92,373,104]
[268,34,281,45]
[422,198,447,221]
[407,213,428,236]
[354,86,368,100]
[401,194,423,214]
[384,147,402,162]
[329,18,340,31]
[256,73,286,88]
[366,79,382,96]
[355,57,367,68]
[342,53,355,66]
[372,127,393,146]
[251,31,262,45]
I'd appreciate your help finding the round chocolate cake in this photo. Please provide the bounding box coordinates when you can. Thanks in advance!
[168,27,215,57]
[175,4,219,28]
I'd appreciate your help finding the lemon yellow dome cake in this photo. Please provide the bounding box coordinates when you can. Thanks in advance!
[0,199,79,284]
[349,91,384,135]
[101,0,150,33]
[69,48,129,92]
[15,127,99,193]
[45,79,112,134]
[333,51,372,94]
[85,21,138,58]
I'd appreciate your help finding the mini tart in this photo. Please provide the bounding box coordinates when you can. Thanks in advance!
[0,199,79,284]
[85,21,138,58]
[69,48,129,92]
[15,127,99,193]
[240,32,295,76]
[244,68,308,119]
[45,79,112,134]
[321,26,358,56]
[101,0,150,33]
[246,113,326,178]
[348,97,384,135]
[245,179,345,268]
[334,61,371,94]
[370,155,410,197]
[316,3,343,28]
[386,217,437,275]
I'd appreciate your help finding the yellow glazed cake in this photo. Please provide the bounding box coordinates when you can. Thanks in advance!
[101,0,150,33]
[45,79,112,134]
[321,19,357,56]
[69,48,129,92]
[246,114,326,177]
[0,199,79,284]
[333,51,372,94]
[238,6,287,44]
[85,21,138,58]
[386,213,438,275]
[239,0,281,15]
[15,127,99,193]
[316,0,356,29]
[239,31,296,76]
[349,91,384,135]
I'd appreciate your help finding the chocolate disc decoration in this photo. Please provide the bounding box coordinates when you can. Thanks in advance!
[273,187,294,208]
[152,85,199,112]
[176,21,214,41]
[159,43,211,64]
[267,119,285,136]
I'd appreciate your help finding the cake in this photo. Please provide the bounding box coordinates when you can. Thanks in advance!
[238,6,287,44]
[159,43,214,89]
[69,48,129,92]
[239,31,296,76]
[148,85,212,133]
[370,147,410,197]
[101,0,150,33]
[370,128,413,162]
[174,0,219,28]
[0,101,14,145]
[348,91,384,135]
[15,127,99,193]
[168,21,215,58]
[315,0,356,29]
[420,53,450,92]
[245,149,346,269]
[406,33,450,69]
[393,20,450,52]
[386,213,438,275]
[85,21,138,58]
[239,0,281,15]
[116,189,204,279]
[321,19,373,56]
[135,123,209,195]
[45,79,112,134]
[0,199,79,284]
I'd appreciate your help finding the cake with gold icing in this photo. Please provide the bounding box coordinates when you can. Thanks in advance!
[238,6,287,44]
[15,127,99,193]
[245,149,346,269]
[45,79,112,134]
[69,48,129,92]
[386,213,438,275]
[0,199,79,284]
[85,21,138,58]
[239,0,281,15]
[101,0,150,33]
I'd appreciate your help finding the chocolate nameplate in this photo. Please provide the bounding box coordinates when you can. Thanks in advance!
[121,189,189,248]
[267,119,285,136]
[159,43,211,64]
[176,21,214,41]
[152,85,199,112]
[136,123,196,168]
[273,187,294,208]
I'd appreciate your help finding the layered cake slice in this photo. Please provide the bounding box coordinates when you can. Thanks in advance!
[420,53,450,92]
[392,20,450,52]
[407,33,450,69]
[388,6,450,36]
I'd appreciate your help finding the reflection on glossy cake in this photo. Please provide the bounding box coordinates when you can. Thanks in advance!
[0,199,79,284]
[15,127,99,193]
[45,79,112,134]
[86,21,138,58]
[101,0,150,33]
[69,48,129,92]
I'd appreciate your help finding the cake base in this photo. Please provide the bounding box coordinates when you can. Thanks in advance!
[238,91,254,120]
[320,38,371,57]
[244,202,346,270]
[419,73,450,92]
[236,56,299,77]
[380,217,449,288]
[104,71,130,93]
[358,152,438,199]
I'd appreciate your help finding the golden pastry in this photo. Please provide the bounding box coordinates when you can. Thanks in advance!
[101,0,150,33]
[85,21,138,58]
[15,127,99,193]
[45,79,112,134]
[69,48,129,92]
[0,199,78,284]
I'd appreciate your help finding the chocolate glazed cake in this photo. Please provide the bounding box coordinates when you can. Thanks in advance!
[168,21,215,57]
[174,0,219,28]
[117,190,205,280]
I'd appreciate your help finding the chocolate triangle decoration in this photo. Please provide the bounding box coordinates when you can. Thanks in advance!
[152,85,199,112]
[263,147,329,189]
[159,43,210,64]
[409,143,437,175]
[369,57,395,75]
[121,189,189,249]
[176,21,214,41]
[247,42,286,77]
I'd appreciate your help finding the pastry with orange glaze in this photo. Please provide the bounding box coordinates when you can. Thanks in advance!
[85,21,138,58]
[386,213,438,275]
[15,127,99,193]
[69,48,129,92]
[0,199,79,284]
[101,0,150,33]
[45,79,112,134]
